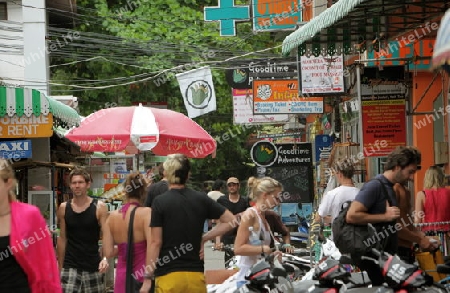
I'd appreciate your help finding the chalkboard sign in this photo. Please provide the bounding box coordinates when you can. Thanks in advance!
[266,165,314,203]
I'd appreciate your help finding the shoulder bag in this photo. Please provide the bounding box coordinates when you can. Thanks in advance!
[125,207,143,293]
[332,178,393,256]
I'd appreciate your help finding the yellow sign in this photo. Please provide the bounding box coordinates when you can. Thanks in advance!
[0,114,53,138]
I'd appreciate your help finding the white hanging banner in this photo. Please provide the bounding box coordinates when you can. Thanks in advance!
[176,66,217,118]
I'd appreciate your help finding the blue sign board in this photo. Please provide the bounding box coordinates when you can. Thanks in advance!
[315,135,334,162]
[0,139,32,159]
[253,0,302,32]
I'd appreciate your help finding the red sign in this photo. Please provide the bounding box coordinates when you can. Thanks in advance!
[362,96,406,157]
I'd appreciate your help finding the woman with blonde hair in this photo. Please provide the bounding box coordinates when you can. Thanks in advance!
[102,172,152,293]
[0,159,61,293]
[233,177,283,285]
[415,166,450,232]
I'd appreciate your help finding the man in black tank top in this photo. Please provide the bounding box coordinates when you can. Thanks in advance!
[57,167,109,293]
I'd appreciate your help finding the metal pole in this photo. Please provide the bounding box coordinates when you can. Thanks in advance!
[354,56,431,63]
[356,65,363,161]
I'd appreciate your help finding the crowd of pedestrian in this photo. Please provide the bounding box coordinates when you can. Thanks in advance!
[2,145,450,293]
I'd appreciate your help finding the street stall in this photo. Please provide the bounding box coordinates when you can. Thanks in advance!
[0,86,82,230]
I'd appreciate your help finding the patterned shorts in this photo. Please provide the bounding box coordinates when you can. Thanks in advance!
[61,268,105,293]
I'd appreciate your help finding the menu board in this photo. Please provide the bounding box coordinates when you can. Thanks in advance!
[260,143,314,203]
[266,165,314,203]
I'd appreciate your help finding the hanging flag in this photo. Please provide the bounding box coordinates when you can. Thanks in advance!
[176,66,217,118]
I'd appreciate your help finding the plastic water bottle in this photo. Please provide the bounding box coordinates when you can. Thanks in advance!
[249,226,261,245]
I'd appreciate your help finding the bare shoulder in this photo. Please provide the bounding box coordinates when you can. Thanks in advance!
[241,208,256,223]
[96,200,107,208]
[138,207,151,218]
[416,190,425,196]
[57,202,67,215]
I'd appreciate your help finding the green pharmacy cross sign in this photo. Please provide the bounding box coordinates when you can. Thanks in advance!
[204,0,250,36]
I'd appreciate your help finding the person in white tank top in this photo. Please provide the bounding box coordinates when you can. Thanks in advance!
[233,177,283,283]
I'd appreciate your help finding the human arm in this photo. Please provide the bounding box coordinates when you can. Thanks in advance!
[395,185,426,245]
[233,209,272,256]
[102,213,116,258]
[202,210,235,242]
[142,207,152,245]
[56,203,67,271]
[346,180,400,224]
[414,191,426,223]
[97,201,109,273]
[315,192,332,223]
[140,226,162,293]
[346,201,400,224]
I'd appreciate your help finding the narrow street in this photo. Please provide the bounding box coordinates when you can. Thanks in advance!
[204,242,225,270]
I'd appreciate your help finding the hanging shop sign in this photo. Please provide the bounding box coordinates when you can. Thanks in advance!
[250,140,278,167]
[225,58,298,89]
[265,143,314,203]
[0,114,53,138]
[253,79,324,114]
[252,0,302,32]
[233,89,289,124]
[0,139,32,159]
[367,39,435,70]
[315,134,334,162]
[361,84,406,157]
[300,54,345,95]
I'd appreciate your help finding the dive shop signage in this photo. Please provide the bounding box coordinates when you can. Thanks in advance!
[0,139,32,159]
[0,114,53,138]
[225,58,298,89]
[253,79,323,114]
[251,141,312,167]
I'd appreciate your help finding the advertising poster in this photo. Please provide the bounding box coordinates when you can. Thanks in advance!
[361,84,406,156]
[253,79,323,114]
[232,89,289,124]
[300,55,345,95]
[252,0,302,32]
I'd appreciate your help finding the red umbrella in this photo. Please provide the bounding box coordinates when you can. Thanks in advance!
[65,104,216,158]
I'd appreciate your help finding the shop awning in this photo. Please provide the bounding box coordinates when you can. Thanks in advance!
[0,86,81,128]
[282,0,448,56]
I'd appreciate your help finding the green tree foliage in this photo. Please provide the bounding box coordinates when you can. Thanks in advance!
[51,0,279,184]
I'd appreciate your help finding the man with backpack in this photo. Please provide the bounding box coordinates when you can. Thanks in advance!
[345,146,421,285]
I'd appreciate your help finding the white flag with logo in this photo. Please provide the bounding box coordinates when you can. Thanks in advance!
[176,66,217,118]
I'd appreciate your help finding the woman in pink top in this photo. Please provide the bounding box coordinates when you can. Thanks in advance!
[103,172,151,293]
[0,159,61,293]
[415,166,450,232]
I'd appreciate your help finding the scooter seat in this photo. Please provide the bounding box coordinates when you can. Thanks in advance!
[348,272,371,287]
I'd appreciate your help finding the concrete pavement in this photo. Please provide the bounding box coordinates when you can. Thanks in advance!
[204,241,225,270]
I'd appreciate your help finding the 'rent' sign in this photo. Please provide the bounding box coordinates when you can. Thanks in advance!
[0,114,54,138]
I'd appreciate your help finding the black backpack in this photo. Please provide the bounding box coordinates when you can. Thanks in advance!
[332,179,392,256]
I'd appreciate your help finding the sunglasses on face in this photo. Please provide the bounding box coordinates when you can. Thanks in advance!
[227,183,238,187]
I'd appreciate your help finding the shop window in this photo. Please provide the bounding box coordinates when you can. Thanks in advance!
[0,3,6,20]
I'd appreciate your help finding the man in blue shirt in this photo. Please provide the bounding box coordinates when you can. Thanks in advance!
[346,146,421,285]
